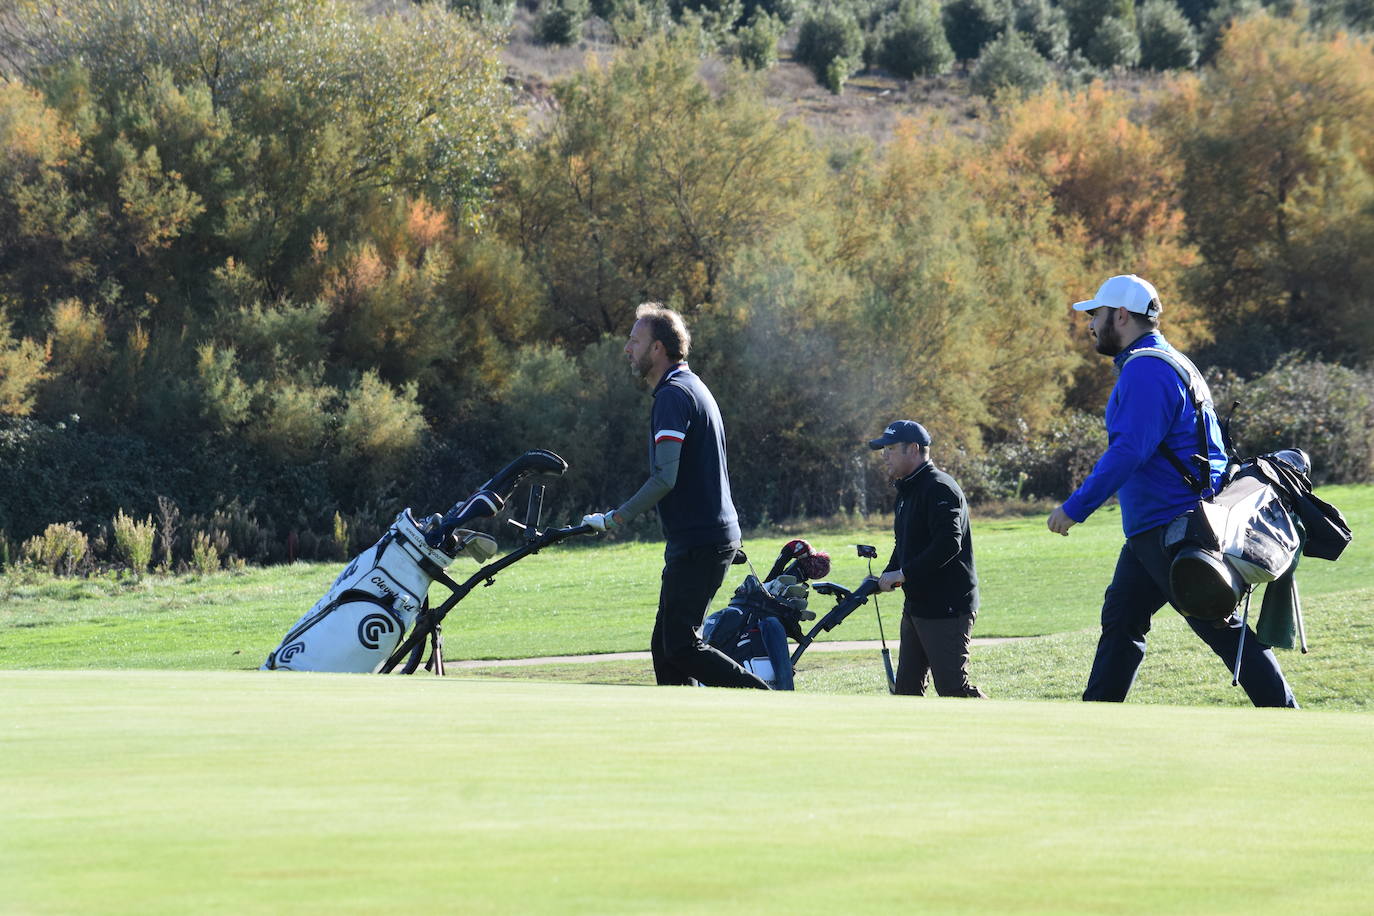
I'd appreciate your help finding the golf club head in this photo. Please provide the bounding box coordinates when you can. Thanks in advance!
[855,544,878,560]
[450,529,499,563]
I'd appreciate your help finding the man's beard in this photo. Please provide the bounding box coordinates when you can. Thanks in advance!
[1094,318,1122,356]
[630,351,655,382]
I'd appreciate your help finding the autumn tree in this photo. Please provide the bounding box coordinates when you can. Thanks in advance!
[1161,12,1374,366]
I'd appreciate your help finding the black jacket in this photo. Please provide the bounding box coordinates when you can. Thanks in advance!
[886,462,979,619]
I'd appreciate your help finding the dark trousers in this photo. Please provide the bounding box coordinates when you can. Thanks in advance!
[651,542,770,689]
[1083,526,1297,708]
[896,611,986,697]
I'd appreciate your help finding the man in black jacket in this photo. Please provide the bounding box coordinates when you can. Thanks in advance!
[869,420,986,697]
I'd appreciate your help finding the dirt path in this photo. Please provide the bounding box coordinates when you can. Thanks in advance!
[449,637,1029,669]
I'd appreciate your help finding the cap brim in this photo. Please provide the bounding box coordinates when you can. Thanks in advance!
[1072,298,1102,311]
[868,437,892,450]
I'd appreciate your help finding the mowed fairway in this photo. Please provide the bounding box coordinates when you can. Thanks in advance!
[4,670,1373,915]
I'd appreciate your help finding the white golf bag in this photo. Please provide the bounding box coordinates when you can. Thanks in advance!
[263,449,569,674]
[262,510,484,673]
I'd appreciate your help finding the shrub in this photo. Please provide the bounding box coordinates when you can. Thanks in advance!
[942,0,1012,61]
[948,412,1108,504]
[877,0,955,77]
[734,10,784,69]
[1013,0,1070,61]
[112,509,156,573]
[794,5,865,89]
[448,0,518,25]
[1061,0,1135,51]
[970,29,1053,98]
[1137,0,1199,70]
[1084,15,1140,69]
[190,530,222,575]
[23,522,89,576]
[156,495,181,570]
[331,511,351,560]
[335,372,428,493]
[537,0,590,44]
[1212,356,1374,485]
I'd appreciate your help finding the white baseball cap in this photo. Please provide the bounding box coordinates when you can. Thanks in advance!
[1072,275,1161,318]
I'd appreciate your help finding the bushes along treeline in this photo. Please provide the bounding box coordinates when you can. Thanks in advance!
[2,2,1374,571]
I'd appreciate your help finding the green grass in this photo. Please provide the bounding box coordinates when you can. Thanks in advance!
[2,490,1370,912]
[3,671,1372,914]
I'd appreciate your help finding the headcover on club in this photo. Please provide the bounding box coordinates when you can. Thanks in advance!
[481,449,569,498]
[766,538,815,581]
[792,551,831,581]
[427,489,504,547]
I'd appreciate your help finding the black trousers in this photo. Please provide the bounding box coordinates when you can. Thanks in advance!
[651,542,770,689]
[896,611,986,697]
[1083,525,1297,707]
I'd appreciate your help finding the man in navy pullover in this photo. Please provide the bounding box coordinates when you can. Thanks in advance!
[582,303,768,689]
[1047,275,1296,707]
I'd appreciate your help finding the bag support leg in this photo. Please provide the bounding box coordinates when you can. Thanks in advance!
[1232,588,1252,687]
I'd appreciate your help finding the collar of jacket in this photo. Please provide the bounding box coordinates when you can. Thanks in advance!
[894,461,935,492]
[1112,331,1167,371]
[652,362,690,394]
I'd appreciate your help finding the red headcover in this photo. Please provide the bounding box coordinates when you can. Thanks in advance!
[796,551,831,581]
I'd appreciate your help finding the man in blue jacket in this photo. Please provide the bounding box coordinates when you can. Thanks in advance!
[1047,275,1296,707]
[582,303,768,689]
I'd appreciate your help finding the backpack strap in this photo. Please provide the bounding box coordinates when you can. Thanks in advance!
[1120,346,1218,498]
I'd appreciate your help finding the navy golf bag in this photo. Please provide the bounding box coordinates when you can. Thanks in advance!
[700,540,827,689]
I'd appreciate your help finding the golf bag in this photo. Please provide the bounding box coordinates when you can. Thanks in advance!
[1129,346,1351,623]
[700,540,827,689]
[262,509,476,673]
[263,449,569,674]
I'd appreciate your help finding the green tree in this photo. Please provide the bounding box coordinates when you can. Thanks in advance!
[878,0,957,78]
[1013,0,1070,62]
[1084,16,1141,69]
[1061,0,1135,51]
[1138,0,1200,70]
[794,5,865,89]
[942,0,1012,61]
[970,29,1053,97]
[497,37,820,346]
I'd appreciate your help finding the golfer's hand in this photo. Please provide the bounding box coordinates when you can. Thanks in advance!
[877,569,905,592]
[1047,507,1078,536]
[581,511,619,532]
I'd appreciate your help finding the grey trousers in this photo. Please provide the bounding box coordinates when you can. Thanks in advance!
[896,611,987,697]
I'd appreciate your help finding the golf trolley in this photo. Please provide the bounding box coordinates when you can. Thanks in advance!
[702,541,897,691]
[262,449,594,675]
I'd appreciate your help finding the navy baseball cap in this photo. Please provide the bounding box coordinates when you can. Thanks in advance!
[868,420,931,450]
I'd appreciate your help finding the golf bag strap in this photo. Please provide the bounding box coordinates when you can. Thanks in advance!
[1122,347,1216,497]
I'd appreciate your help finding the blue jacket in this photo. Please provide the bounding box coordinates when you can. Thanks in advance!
[1062,332,1227,537]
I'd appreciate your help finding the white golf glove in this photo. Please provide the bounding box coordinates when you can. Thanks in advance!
[581,511,619,532]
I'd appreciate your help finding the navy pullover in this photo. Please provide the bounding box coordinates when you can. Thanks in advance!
[650,365,740,548]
